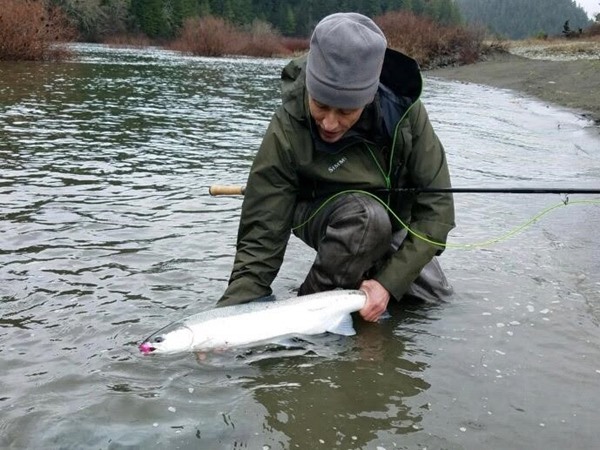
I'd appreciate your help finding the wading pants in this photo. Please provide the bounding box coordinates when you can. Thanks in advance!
[292,193,453,302]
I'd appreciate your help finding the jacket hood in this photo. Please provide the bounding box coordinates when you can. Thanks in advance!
[280,48,423,122]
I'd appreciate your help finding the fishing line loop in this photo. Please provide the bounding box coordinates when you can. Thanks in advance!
[291,189,600,250]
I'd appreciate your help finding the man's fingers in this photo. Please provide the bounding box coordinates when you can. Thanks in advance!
[360,306,384,322]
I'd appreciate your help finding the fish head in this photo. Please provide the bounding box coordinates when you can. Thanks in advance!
[139,324,194,355]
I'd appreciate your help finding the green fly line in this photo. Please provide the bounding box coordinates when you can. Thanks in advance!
[290,189,600,250]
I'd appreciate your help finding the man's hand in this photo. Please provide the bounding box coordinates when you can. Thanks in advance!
[358,279,390,322]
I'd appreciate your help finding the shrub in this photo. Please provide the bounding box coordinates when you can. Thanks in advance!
[0,0,77,61]
[169,16,240,57]
[375,11,485,68]
[483,39,510,54]
[235,20,290,57]
[583,22,600,37]
[170,16,297,58]
[281,37,310,55]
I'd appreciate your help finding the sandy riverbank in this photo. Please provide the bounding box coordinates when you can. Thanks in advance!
[426,50,600,125]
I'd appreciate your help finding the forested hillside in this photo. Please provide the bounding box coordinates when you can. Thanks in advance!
[193,0,462,36]
[456,0,592,39]
[49,0,595,42]
[50,0,461,40]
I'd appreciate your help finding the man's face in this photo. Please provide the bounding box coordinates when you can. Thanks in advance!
[308,96,364,143]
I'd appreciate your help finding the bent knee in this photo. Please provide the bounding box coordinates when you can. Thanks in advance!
[361,197,392,237]
[341,195,392,257]
[361,197,392,254]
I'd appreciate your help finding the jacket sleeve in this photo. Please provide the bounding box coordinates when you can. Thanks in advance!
[374,101,455,300]
[218,112,298,306]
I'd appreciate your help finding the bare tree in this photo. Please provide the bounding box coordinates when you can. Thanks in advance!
[52,0,131,41]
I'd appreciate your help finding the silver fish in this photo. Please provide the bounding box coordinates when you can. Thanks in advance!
[139,289,367,354]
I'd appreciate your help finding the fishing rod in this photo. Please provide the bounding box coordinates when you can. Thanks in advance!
[209,185,600,196]
[209,184,600,249]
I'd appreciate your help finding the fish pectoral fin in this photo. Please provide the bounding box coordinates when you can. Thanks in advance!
[326,314,356,337]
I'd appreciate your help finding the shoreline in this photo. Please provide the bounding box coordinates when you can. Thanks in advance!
[426,52,600,125]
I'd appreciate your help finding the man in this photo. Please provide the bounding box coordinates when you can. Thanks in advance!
[218,12,455,322]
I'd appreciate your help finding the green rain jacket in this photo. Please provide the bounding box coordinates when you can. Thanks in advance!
[218,49,455,306]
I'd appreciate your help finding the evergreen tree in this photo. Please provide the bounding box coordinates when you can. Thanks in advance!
[131,0,165,38]
[411,0,425,15]
[281,5,297,35]
[172,0,198,30]
[198,0,211,16]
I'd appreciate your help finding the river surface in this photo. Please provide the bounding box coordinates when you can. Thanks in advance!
[1,44,599,450]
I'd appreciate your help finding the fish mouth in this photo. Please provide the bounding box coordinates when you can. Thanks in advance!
[139,342,156,354]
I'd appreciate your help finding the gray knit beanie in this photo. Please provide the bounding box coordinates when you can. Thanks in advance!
[306,12,387,109]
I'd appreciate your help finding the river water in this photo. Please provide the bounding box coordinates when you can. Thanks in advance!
[1,44,599,449]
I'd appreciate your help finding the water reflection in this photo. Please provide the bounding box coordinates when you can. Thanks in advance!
[1,44,600,449]
[244,315,430,449]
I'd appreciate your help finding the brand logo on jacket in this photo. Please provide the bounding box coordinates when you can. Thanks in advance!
[328,157,347,173]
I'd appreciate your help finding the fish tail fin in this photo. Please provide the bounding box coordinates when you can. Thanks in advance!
[327,314,356,336]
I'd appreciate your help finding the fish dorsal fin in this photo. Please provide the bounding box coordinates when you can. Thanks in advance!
[326,314,356,336]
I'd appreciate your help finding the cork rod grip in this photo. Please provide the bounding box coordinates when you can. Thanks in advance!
[208,185,246,196]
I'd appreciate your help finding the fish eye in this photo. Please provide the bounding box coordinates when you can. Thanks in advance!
[152,336,164,343]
